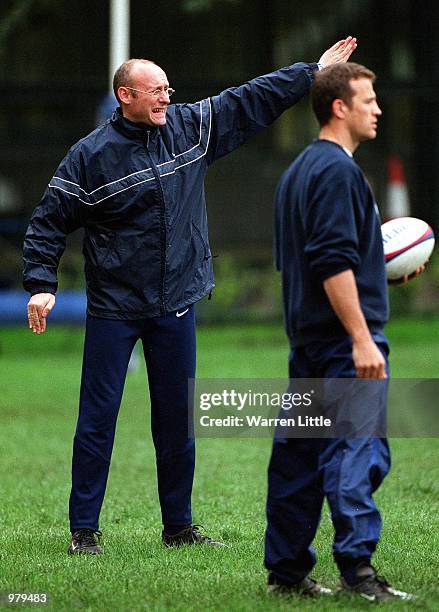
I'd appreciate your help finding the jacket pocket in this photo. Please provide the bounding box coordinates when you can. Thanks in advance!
[192,222,211,261]
[85,231,117,269]
[99,232,118,268]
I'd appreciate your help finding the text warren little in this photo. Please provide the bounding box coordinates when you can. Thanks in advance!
[199,415,332,427]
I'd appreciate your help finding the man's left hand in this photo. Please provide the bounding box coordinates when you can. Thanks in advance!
[318,36,357,68]
[388,265,426,286]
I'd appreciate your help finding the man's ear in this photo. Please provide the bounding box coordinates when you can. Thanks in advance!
[118,87,131,105]
[332,98,347,120]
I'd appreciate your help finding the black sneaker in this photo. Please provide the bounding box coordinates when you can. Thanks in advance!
[338,565,415,602]
[267,575,332,597]
[68,529,103,555]
[162,524,226,548]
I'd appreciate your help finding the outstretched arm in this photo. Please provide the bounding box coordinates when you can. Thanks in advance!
[206,37,357,164]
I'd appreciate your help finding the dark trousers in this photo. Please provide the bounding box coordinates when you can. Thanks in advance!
[264,334,391,585]
[69,306,196,532]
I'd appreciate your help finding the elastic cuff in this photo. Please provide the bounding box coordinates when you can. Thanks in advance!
[29,287,56,296]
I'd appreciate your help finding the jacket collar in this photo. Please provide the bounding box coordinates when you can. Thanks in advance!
[111,108,159,148]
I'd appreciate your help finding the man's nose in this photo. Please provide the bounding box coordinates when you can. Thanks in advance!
[158,90,170,102]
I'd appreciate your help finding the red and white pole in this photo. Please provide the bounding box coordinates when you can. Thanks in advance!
[386,155,411,220]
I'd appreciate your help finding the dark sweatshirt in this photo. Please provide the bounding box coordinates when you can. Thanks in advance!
[275,139,389,347]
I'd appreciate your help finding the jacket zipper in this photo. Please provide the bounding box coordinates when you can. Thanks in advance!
[146,129,167,315]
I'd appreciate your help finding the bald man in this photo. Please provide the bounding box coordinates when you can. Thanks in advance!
[23,39,356,555]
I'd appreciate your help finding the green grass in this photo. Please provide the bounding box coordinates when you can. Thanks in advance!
[0,318,438,610]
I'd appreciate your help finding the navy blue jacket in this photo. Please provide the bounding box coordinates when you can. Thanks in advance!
[23,62,317,319]
[275,139,389,346]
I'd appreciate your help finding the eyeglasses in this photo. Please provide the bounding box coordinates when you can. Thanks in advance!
[124,86,176,98]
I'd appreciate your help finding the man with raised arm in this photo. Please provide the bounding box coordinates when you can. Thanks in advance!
[23,38,356,555]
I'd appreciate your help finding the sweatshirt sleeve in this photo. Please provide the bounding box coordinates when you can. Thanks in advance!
[303,161,365,282]
[207,62,317,164]
[22,154,83,295]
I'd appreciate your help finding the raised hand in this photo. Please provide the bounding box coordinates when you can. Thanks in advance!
[318,36,357,68]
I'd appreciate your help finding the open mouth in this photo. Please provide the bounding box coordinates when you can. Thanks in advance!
[152,108,166,117]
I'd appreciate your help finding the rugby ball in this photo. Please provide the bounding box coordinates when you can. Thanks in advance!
[381,217,435,280]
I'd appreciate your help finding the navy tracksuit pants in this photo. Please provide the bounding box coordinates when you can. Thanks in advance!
[69,307,196,532]
[264,334,391,584]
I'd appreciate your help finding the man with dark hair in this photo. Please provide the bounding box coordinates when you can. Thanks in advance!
[23,39,356,555]
[264,63,414,601]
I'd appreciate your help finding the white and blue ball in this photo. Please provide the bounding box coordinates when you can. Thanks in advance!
[381,217,435,280]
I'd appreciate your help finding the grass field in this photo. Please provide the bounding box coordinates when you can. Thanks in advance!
[0,317,438,611]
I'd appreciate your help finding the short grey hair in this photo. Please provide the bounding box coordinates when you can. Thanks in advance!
[113,59,156,103]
